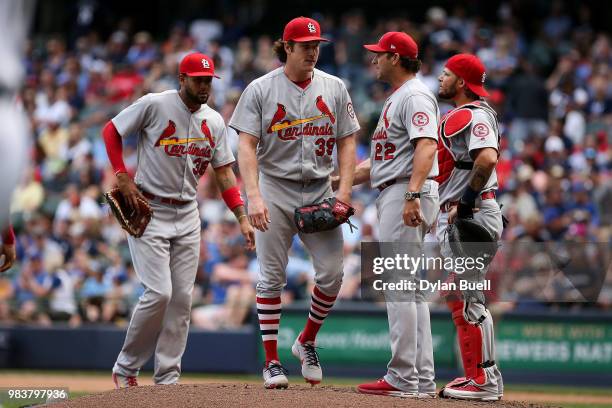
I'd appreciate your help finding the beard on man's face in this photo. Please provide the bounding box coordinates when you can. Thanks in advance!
[186,86,208,104]
[438,87,456,100]
[438,79,458,100]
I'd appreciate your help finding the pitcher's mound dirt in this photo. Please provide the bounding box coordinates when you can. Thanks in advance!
[49,383,552,408]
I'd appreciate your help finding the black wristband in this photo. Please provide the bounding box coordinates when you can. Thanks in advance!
[460,186,479,207]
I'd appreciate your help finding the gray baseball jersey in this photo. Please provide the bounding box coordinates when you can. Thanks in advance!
[229,67,360,181]
[437,101,499,204]
[0,0,34,231]
[370,78,439,188]
[112,90,235,200]
[112,90,232,384]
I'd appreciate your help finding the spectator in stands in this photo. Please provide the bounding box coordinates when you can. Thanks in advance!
[126,31,158,75]
[80,264,111,323]
[505,60,550,152]
[48,268,81,326]
[12,253,53,324]
[54,184,102,227]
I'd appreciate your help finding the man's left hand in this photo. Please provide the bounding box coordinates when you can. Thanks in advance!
[403,198,423,227]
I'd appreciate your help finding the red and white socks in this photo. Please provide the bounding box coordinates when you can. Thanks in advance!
[257,286,337,363]
[257,296,281,363]
[300,286,337,343]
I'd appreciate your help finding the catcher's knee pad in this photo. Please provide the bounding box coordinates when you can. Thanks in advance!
[462,297,488,325]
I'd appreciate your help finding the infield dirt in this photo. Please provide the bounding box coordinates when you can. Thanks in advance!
[49,383,551,408]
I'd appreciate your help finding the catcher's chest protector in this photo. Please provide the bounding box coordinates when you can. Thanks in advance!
[435,102,499,187]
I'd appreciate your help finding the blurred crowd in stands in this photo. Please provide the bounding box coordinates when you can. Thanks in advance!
[1,1,610,328]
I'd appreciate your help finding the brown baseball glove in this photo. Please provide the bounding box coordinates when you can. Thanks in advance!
[104,187,152,238]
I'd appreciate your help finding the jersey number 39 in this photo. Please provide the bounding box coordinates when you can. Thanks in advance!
[314,137,336,156]
[193,158,209,177]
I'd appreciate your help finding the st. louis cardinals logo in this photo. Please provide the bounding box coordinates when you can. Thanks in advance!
[266,96,335,141]
[412,112,429,127]
[202,58,210,69]
[154,118,213,158]
[307,22,316,33]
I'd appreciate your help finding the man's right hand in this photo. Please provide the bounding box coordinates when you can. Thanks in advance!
[0,243,16,273]
[116,172,147,213]
[248,195,271,232]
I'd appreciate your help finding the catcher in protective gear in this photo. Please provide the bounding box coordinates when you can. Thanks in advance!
[294,197,356,234]
[104,187,152,238]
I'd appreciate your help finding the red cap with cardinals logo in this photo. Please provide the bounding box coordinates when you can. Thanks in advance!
[179,52,220,78]
[445,53,489,97]
[283,17,329,42]
[364,32,418,59]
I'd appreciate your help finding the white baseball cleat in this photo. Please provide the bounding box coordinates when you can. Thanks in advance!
[441,378,500,401]
[291,335,322,385]
[262,360,289,389]
[112,373,138,389]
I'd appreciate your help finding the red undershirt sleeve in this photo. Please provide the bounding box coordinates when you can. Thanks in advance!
[2,225,15,245]
[102,121,127,175]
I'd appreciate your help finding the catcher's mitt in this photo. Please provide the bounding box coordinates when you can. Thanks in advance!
[104,188,152,238]
[446,218,499,265]
[295,197,356,234]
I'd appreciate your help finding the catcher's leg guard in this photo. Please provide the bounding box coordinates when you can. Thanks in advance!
[449,300,485,383]
[442,299,501,400]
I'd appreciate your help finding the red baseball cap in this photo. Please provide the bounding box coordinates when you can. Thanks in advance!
[283,17,329,42]
[179,52,220,78]
[364,32,418,59]
[445,53,489,97]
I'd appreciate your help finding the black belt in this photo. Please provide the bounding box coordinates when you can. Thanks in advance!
[141,190,191,206]
[377,177,435,192]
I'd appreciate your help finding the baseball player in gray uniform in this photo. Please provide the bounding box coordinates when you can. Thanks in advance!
[0,0,35,270]
[229,17,359,389]
[349,32,439,398]
[435,54,503,401]
[103,52,254,387]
